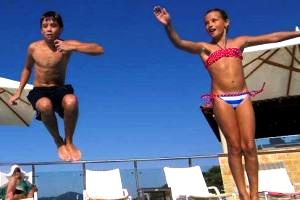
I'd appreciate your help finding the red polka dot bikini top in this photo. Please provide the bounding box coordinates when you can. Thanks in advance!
[205,47,243,67]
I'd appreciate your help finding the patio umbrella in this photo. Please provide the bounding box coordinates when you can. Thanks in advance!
[243,29,300,101]
[0,77,35,126]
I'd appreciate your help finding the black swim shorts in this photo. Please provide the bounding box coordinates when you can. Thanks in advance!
[27,84,74,120]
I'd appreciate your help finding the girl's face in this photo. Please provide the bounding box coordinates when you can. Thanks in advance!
[204,11,229,39]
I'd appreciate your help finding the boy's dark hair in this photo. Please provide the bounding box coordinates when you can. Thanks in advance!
[40,11,64,28]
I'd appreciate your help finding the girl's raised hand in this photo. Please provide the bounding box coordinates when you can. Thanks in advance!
[153,6,171,26]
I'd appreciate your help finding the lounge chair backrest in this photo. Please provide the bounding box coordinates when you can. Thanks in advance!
[245,162,295,193]
[85,168,125,199]
[164,166,210,199]
[258,163,295,193]
[0,172,9,188]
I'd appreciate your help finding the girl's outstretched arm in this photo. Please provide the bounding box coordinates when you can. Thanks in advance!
[154,6,205,54]
[238,31,300,48]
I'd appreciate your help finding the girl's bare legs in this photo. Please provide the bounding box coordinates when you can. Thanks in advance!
[236,97,258,200]
[213,98,250,200]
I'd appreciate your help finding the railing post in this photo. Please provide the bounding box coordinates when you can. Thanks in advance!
[31,164,36,185]
[82,163,86,190]
[188,158,192,167]
[134,160,142,200]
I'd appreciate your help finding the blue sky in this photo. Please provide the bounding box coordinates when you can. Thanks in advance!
[0,0,299,164]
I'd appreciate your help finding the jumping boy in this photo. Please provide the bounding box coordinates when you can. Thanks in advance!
[10,11,104,161]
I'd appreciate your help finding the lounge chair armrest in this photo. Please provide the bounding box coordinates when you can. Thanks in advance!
[207,186,221,195]
[122,188,129,197]
[83,189,130,200]
[83,190,90,200]
[122,188,132,200]
[189,193,235,200]
[207,186,236,199]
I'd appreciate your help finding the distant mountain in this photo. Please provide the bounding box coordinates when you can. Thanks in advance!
[39,191,83,200]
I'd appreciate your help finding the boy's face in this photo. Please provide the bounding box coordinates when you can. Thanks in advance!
[41,17,62,42]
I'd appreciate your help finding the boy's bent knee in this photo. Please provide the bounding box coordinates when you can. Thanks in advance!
[62,95,78,108]
[36,98,53,112]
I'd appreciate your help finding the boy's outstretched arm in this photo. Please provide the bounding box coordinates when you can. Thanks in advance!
[153,5,205,54]
[54,39,104,55]
[9,45,34,105]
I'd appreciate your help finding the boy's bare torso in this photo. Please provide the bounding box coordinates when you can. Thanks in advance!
[31,40,71,87]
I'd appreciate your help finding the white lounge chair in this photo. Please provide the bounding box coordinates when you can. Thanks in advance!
[164,165,235,200]
[0,169,37,200]
[246,162,300,200]
[83,168,131,200]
